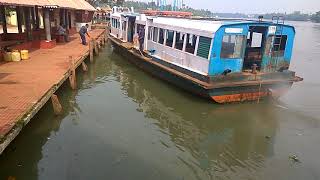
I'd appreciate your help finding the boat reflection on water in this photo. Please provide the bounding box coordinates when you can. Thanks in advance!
[110,50,278,178]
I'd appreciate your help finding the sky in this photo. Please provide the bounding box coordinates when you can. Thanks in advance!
[135,0,320,14]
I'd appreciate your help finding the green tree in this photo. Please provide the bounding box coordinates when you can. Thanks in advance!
[86,0,113,6]
[311,11,320,23]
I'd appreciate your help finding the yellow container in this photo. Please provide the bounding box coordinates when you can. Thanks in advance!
[20,50,29,60]
[11,50,21,62]
[4,52,12,62]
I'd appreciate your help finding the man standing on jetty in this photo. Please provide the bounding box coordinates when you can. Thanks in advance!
[79,24,91,45]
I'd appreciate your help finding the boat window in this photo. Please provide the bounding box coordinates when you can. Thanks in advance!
[158,28,165,44]
[251,32,263,48]
[221,35,246,59]
[148,26,153,40]
[264,35,287,56]
[174,32,185,50]
[274,35,287,51]
[153,27,158,42]
[185,34,197,54]
[166,30,174,47]
[197,36,212,59]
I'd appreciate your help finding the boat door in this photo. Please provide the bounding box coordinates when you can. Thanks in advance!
[122,20,127,41]
[127,16,135,42]
[242,26,268,71]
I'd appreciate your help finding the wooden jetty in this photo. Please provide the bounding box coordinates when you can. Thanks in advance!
[0,29,108,154]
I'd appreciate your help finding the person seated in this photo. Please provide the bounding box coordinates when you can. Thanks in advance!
[57,23,69,42]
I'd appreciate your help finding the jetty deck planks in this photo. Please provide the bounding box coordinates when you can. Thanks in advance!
[0,29,106,154]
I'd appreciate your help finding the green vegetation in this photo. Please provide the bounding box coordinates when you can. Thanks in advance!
[260,11,310,21]
[91,0,320,23]
[86,0,125,6]
[311,12,320,23]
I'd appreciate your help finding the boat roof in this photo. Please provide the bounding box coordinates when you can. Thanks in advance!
[111,12,294,36]
[151,17,294,34]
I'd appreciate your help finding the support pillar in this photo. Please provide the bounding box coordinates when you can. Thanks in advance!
[16,6,23,33]
[65,10,70,29]
[44,8,51,41]
[98,39,101,50]
[69,56,77,90]
[24,7,32,41]
[102,36,105,46]
[0,6,7,34]
[94,40,99,55]
[51,94,63,115]
[35,6,40,29]
[89,40,94,63]
[31,7,35,29]
[61,9,66,26]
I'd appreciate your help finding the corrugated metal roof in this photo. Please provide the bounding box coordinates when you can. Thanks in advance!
[0,0,96,11]
[0,0,54,7]
[75,0,96,11]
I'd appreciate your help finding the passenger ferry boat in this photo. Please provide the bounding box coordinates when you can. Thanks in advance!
[108,7,303,103]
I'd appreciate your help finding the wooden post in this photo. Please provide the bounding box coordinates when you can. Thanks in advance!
[51,94,63,115]
[31,7,35,30]
[44,8,51,41]
[102,36,105,46]
[89,40,94,63]
[82,62,88,72]
[24,7,32,41]
[16,6,23,33]
[69,56,77,90]
[35,6,40,30]
[0,6,7,34]
[94,39,99,55]
[98,39,101,50]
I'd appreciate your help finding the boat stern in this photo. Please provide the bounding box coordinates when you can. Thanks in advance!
[208,71,303,103]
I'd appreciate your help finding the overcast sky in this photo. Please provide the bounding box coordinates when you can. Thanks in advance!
[135,0,319,14]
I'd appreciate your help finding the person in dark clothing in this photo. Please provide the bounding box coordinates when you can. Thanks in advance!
[79,24,90,45]
[138,26,145,51]
[57,23,69,42]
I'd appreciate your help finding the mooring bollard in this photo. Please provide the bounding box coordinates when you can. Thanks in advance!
[89,40,94,63]
[69,56,77,90]
[51,94,63,115]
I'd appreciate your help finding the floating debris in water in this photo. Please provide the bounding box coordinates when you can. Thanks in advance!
[275,104,289,110]
[289,155,300,163]
[265,135,271,139]
[7,176,16,180]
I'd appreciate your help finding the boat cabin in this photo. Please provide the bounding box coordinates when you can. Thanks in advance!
[110,11,295,77]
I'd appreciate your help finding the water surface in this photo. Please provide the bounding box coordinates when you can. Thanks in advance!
[0,21,319,180]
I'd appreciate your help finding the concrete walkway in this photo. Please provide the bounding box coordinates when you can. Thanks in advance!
[0,29,106,154]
